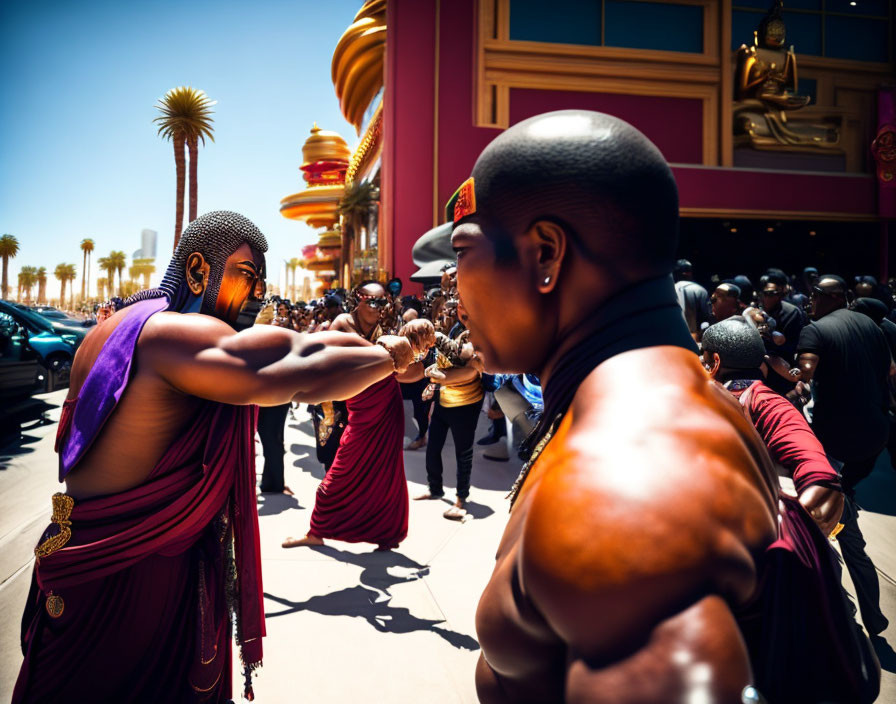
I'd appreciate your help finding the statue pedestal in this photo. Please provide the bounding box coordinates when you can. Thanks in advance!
[734,100,842,153]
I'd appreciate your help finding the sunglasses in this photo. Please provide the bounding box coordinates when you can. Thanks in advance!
[357,294,388,308]
[760,290,782,297]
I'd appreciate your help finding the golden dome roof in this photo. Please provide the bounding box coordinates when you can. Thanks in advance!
[331,0,386,133]
[317,229,343,249]
[301,124,351,168]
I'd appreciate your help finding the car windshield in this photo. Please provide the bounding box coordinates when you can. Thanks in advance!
[0,302,55,334]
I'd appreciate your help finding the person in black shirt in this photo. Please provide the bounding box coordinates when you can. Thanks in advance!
[759,272,806,395]
[852,296,896,474]
[797,275,893,636]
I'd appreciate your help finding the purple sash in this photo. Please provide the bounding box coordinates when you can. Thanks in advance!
[58,297,168,480]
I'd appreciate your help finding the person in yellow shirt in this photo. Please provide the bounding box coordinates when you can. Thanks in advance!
[414,325,483,519]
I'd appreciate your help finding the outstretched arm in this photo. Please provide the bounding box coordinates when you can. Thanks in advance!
[140,312,409,406]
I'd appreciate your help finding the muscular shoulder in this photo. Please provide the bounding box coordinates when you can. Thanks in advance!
[330,313,356,333]
[520,347,775,658]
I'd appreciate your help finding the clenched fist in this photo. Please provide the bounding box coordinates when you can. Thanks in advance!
[376,335,415,373]
[398,319,436,355]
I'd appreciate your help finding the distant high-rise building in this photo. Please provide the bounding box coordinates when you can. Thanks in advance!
[133,229,157,259]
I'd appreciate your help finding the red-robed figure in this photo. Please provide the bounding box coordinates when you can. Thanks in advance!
[13,212,420,703]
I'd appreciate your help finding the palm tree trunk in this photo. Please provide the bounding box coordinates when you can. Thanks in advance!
[1,257,7,300]
[70,279,74,309]
[188,135,199,224]
[117,267,124,296]
[81,251,87,300]
[143,272,151,289]
[87,252,91,299]
[173,133,186,251]
[60,280,66,308]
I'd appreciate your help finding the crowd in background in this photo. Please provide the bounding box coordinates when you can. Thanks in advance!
[252,257,894,635]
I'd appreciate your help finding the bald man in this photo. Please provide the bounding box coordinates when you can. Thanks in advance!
[797,275,893,637]
[448,111,788,703]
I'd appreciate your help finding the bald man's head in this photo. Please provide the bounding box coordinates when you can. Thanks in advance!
[452,110,679,283]
[810,275,847,319]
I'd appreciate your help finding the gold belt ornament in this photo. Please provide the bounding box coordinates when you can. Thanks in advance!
[34,493,75,560]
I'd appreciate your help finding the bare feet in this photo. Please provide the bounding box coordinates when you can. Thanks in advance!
[413,491,444,501]
[443,498,467,520]
[282,486,294,496]
[282,534,324,548]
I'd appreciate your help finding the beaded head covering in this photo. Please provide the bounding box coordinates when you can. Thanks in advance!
[123,211,268,324]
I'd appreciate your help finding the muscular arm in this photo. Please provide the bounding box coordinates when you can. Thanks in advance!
[796,352,818,383]
[427,365,480,386]
[748,386,843,535]
[396,361,425,384]
[140,312,395,406]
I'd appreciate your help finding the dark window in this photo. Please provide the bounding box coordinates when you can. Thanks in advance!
[509,0,601,45]
[509,0,704,53]
[826,15,890,61]
[731,2,892,62]
[605,1,703,52]
[799,77,818,105]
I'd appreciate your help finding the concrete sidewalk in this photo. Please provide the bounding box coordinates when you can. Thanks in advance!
[1,393,894,702]
[245,403,519,702]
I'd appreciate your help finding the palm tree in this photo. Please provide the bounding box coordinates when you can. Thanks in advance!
[0,233,19,300]
[55,263,70,308]
[154,87,216,248]
[337,181,378,287]
[36,266,47,305]
[80,238,95,301]
[132,257,156,289]
[96,277,108,300]
[110,251,127,295]
[65,264,77,309]
[19,266,37,303]
[98,256,116,298]
[288,257,301,299]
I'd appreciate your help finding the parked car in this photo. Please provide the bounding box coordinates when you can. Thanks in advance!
[32,305,95,326]
[0,310,57,446]
[12,303,91,344]
[0,301,79,387]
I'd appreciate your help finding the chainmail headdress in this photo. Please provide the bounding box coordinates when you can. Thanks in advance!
[122,211,268,313]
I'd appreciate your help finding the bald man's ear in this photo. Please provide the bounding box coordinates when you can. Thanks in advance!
[529,220,566,294]
[185,252,210,296]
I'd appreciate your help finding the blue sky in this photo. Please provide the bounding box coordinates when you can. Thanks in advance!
[1,0,363,300]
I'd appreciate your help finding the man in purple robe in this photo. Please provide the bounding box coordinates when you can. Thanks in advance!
[13,211,417,703]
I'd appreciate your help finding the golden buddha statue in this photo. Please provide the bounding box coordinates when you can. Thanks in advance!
[734,2,839,151]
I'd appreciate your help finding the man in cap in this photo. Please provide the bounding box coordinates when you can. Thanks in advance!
[449,111,782,702]
[14,212,418,703]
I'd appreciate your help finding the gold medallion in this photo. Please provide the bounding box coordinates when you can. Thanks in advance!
[45,591,64,618]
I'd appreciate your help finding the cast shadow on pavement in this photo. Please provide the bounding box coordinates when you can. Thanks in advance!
[855,453,896,517]
[0,432,43,469]
[264,546,480,652]
[287,415,314,436]
[290,445,327,481]
[257,492,303,517]
[873,635,896,675]
[439,497,494,520]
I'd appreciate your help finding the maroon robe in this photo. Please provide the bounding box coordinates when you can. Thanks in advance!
[13,299,265,703]
[308,374,409,549]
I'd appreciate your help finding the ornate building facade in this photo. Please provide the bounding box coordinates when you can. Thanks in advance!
[330,0,894,286]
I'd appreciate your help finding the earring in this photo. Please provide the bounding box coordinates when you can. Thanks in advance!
[543,276,551,286]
